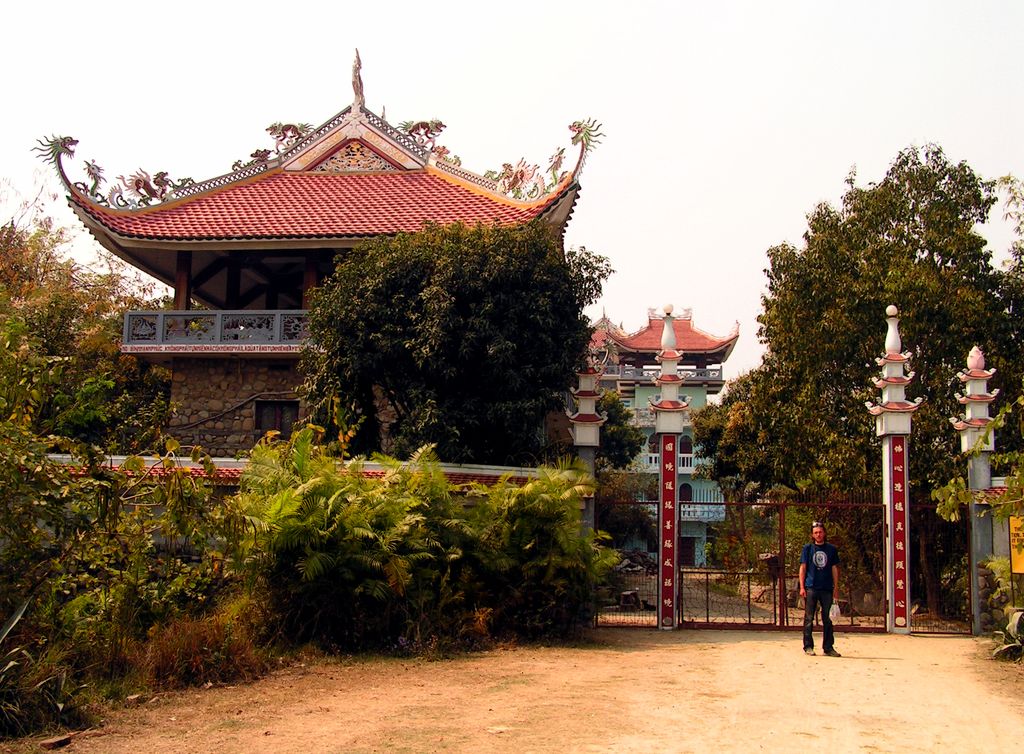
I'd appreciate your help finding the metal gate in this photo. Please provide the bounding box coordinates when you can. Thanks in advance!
[596,494,887,631]
[595,495,972,633]
[907,504,972,634]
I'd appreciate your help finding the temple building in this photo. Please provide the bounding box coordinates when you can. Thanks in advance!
[593,308,738,565]
[42,55,599,457]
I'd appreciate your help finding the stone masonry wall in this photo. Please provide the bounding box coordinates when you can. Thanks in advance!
[167,357,303,457]
[979,563,1012,634]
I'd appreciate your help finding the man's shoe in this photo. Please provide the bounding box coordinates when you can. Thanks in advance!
[824,649,842,657]
[804,647,815,655]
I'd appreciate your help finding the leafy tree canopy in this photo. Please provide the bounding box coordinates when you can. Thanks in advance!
[303,221,611,465]
[0,205,170,451]
[710,145,1021,497]
[936,175,1024,521]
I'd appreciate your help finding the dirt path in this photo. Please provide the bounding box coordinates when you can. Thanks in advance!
[7,629,1023,753]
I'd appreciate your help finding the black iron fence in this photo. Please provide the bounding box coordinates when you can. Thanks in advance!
[596,493,971,633]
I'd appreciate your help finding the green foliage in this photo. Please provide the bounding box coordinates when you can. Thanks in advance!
[0,641,82,738]
[229,428,615,648]
[472,459,618,638]
[0,210,170,453]
[0,426,238,737]
[692,370,777,500]
[302,221,611,465]
[935,387,1024,522]
[590,392,652,549]
[708,146,1019,499]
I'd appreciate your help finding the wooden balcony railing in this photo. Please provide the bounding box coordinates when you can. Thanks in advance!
[600,366,723,382]
[122,310,308,356]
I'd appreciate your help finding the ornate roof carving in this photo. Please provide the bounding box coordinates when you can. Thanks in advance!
[312,142,398,173]
[39,52,596,247]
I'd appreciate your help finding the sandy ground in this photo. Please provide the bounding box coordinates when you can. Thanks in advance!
[6,628,1023,754]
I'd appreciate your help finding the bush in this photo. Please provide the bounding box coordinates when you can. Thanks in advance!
[143,608,266,689]
[229,429,617,648]
[472,463,618,638]
[0,603,86,738]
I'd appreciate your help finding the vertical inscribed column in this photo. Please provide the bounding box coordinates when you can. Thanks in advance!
[649,304,690,630]
[660,434,678,628]
[866,305,922,634]
[889,436,910,629]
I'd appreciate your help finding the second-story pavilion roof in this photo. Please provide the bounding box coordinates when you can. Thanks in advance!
[594,308,739,365]
[38,53,599,307]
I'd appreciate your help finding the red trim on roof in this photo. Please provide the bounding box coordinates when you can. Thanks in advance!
[70,171,575,241]
[567,412,606,424]
[599,316,736,356]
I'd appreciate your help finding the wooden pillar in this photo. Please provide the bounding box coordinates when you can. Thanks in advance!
[226,258,241,309]
[302,253,319,309]
[174,251,192,310]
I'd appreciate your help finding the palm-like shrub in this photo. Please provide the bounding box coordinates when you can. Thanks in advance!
[229,429,615,647]
[473,459,619,638]
[230,430,470,646]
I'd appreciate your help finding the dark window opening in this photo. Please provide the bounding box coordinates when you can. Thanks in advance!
[255,400,300,439]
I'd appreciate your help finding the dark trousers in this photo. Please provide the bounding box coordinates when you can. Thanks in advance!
[803,588,835,651]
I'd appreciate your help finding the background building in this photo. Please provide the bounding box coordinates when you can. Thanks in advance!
[593,308,738,564]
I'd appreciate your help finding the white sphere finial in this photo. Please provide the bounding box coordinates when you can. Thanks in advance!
[661,304,677,351]
[967,345,985,371]
[884,304,902,354]
[664,304,674,315]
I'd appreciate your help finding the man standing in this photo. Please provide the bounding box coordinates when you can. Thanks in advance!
[799,521,841,657]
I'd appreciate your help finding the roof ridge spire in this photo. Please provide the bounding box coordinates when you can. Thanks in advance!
[352,49,365,111]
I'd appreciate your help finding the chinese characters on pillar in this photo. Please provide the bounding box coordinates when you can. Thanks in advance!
[659,434,678,628]
[891,436,910,629]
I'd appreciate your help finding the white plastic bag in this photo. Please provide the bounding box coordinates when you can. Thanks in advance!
[829,602,841,621]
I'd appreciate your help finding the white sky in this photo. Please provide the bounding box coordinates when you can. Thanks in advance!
[2,1,1022,377]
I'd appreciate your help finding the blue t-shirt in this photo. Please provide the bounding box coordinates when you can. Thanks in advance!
[800,542,840,590]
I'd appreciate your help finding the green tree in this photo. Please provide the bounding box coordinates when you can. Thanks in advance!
[594,392,645,472]
[692,370,778,501]
[751,145,1014,492]
[0,209,170,452]
[303,221,610,465]
[702,146,1021,615]
[936,175,1024,523]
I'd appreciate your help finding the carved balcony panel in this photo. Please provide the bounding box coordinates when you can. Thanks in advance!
[122,310,308,360]
[600,365,723,383]
[221,313,277,342]
[164,314,217,343]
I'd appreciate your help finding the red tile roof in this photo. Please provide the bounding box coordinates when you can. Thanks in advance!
[603,316,737,355]
[71,170,574,241]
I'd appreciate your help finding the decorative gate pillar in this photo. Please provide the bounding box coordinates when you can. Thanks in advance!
[649,305,690,629]
[568,362,605,531]
[951,346,999,635]
[865,306,922,634]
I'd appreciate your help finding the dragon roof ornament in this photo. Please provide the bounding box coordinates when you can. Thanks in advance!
[35,51,600,211]
[34,135,195,209]
[482,118,603,201]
